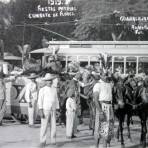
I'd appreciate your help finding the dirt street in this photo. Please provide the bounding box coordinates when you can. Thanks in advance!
[0,118,144,148]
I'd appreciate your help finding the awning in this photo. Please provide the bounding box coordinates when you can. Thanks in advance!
[4,55,22,60]
[30,48,53,54]
[30,47,100,55]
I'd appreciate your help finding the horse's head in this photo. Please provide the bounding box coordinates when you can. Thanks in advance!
[113,80,125,109]
[124,75,137,91]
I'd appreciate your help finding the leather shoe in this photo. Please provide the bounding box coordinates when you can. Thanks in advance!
[72,135,77,138]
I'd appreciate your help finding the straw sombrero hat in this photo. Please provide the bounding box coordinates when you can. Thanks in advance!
[27,73,38,79]
[42,73,57,81]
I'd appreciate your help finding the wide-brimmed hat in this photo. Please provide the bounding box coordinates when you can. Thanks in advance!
[27,73,38,79]
[48,56,55,61]
[42,73,57,81]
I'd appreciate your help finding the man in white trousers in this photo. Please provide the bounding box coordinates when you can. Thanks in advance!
[25,73,38,127]
[66,96,77,139]
[38,73,59,148]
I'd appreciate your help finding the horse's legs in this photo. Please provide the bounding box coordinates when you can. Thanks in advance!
[91,102,96,135]
[119,119,125,147]
[127,115,132,140]
[116,124,120,141]
[140,119,147,148]
[103,139,107,148]
[95,138,100,148]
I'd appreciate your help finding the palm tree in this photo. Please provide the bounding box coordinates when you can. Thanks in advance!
[0,1,12,59]
[17,44,31,68]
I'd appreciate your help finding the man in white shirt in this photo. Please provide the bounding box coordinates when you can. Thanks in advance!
[25,73,38,127]
[38,73,58,148]
[93,72,114,148]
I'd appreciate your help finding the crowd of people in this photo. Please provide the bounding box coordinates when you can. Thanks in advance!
[0,68,116,148]
[0,54,148,148]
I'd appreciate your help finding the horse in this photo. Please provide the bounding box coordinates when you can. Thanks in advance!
[124,76,148,148]
[130,77,148,148]
[112,76,133,148]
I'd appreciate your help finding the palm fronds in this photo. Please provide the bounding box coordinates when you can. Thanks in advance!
[98,52,112,70]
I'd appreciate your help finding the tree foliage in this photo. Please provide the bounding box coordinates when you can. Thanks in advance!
[0,0,148,58]
[73,0,148,41]
[0,0,77,57]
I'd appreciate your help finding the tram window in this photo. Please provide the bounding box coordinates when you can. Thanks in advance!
[90,62,100,65]
[126,62,136,74]
[114,62,124,73]
[68,55,77,60]
[126,57,136,74]
[114,57,124,62]
[138,57,148,74]
[61,61,66,68]
[80,62,88,67]
[114,57,124,73]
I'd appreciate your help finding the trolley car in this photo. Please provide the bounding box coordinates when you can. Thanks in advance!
[31,41,148,75]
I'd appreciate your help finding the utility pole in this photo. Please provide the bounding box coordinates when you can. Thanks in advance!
[0,24,4,61]
[21,23,26,68]
[0,40,4,60]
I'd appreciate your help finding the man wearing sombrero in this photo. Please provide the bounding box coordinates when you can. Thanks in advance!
[38,73,58,147]
[25,73,38,127]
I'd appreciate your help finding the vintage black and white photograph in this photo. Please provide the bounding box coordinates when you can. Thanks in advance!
[0,0,148,148]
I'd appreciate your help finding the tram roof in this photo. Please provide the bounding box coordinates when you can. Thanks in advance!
[47,41,148,45]
[30,47,100,55]
[31,43,148,56]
